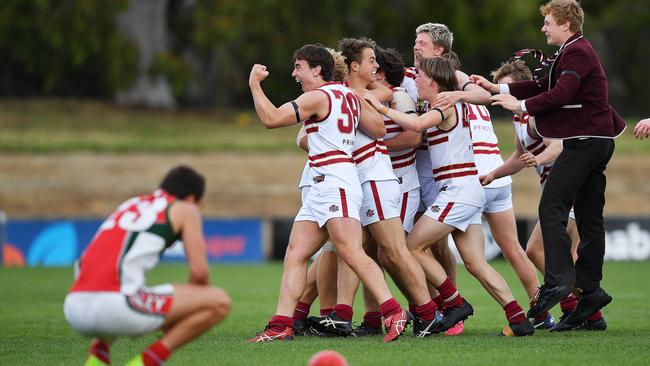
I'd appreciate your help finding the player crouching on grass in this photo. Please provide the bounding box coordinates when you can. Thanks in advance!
[63,165,231,366]
[248,44,412,343]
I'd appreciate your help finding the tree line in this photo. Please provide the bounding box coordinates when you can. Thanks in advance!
[1,0,647,115]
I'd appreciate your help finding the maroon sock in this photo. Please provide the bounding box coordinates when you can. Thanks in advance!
[438,278,465,308]
[534,310,550,321]
[363,311,382,328]
[320,307,334,316]
[504,301,526,325]
[379,298,401,318]
[560,294,578,313]
[433,295,446,311]
[142,341,170,366]
[333,304,353,321]
[416,301,438,321]
[89,339,110,365]
[587,310,602,321]
[293,301,311,322]
[268,315,293,332]
[408,303,417,316]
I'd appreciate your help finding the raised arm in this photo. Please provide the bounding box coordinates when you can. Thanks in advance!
[433,70,492,109]
[249,64,326,128]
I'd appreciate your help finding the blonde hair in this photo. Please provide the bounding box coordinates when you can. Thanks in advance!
[326,48,348,82]
[415,23,453,53]
[540,0,584,33]
[490,60,533,83]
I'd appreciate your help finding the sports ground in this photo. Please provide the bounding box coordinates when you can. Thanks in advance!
[2,260,648,365]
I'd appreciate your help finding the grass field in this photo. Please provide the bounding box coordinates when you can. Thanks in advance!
[0,99,647,154]
[1,261,648,365]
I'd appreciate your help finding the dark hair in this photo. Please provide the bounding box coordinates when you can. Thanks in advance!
[293,44,334,81]
[159,165,205,201]
[338,37,376,68]
[419,57,458,92]
[374,46,405,87]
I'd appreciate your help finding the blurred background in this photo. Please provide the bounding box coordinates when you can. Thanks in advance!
[1,0,649,267]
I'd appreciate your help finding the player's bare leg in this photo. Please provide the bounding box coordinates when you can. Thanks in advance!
[452,225,533,336]
[317,250,338,311]
[293,255,321,335]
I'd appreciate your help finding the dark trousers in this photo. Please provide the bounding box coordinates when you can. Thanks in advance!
[539,138,615,292]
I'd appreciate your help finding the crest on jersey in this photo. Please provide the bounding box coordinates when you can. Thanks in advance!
[366,209,375,217]
[430,205,441,213]
[329,205,340,213]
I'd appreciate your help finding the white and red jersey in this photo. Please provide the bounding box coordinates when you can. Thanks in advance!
[384,88,420,193]
[427,103,485,207]
[401,67,419,102]
[513,113,554,185]
[305,82,362,196]
[352,130,397,184]
[466,103,512,188]
[298,161,310,189]
[70,190,180,295]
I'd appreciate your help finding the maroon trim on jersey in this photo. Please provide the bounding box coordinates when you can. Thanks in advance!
[472,142,500,155]
[304,119,318,126]
[432,162,477,174]
[306,127,319,134]
[309,150,354,167]
[370,181,385,221]
[386,126,404,134]
[310,150,348,160]
[312,89,332,122]
[434,170,478,182]
[428,137,449,146]
[322,81,343,87]
[473,142,499,148]
[438,202,455,222]
[400,192,409,223]
[309,158,354,167]
[473,151,500,155]
[391,150,416,161]
[354,140,380,155]
[404,67,417,79]
[427,129,447,138]
[339,188,349,217]
[353,140,389,163]
[392,157,416,169]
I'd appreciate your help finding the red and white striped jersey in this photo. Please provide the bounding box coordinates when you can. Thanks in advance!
[401,67,419,102]
[353,130,397,184]
[466,103,512,188]
[427,103,486,207]
[70,190,180,294]
[305,82,362,195]
[513,113,554,185]
[400,66,434,180]
[298,161,310,189]
[384,88,420,193]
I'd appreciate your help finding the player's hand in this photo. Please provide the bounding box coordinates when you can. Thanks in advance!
[364,92,382,110]
[249,64,269,85]
[433,91,460,110]
[520,152,538,167]
[634,118,650,140]
[491,94,522,112]
[479,173,495,186]
[470,75,499,94]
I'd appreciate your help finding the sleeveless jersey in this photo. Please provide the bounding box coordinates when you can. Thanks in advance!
[305,82,362,196]
[70,190,179,294]
[466,103,512,188]
[298,161,310,189]
[513,113,554,185]
[352,130,396,184]
[383,88,420,192]
[427,103,485,207]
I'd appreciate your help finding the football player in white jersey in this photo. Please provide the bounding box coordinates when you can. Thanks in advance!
[402,22,493,335]
[64,166,231,366]
[368,57,534,337]
[309,38,446,338]
[474,61,606,330]
[248,44,411,343]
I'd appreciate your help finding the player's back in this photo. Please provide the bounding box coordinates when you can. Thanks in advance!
[70,190,179,294]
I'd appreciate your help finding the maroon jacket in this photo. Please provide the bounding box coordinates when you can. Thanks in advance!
[509,33,626,139]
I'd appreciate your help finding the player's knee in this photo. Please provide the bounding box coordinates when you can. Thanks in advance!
[209,288,231,318]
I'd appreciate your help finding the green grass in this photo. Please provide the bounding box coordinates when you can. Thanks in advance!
[1,261,648,365]
[0,99,647,154]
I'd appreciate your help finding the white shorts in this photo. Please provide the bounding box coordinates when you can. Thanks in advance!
[360,180,401,227]
[482,185,513,214]
[418,176,437,212]
[64,285,174,337]
[398,188,420,232]
[295,187,362,228]
[424,201,482,232]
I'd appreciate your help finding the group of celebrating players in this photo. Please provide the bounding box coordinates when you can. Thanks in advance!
[247,4,606,344]
[65,1,625,365]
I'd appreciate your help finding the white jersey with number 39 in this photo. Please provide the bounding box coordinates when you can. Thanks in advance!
[305,82,363,196]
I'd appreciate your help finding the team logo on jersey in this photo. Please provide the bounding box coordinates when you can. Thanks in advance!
[366,209,375,217]
[430,205,441,213]
[329,205,340,213]
[439,185,448,193]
